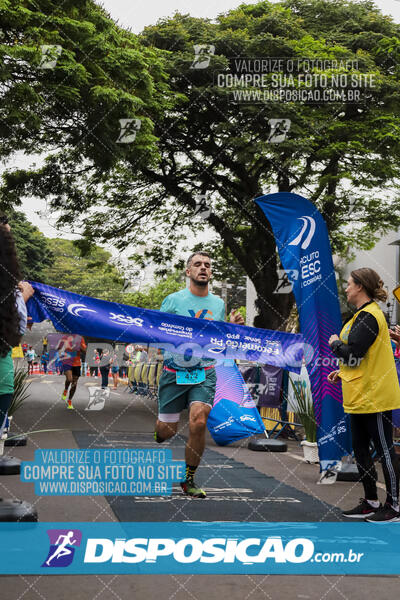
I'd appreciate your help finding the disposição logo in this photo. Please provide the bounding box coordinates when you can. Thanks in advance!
[42,529,82,568]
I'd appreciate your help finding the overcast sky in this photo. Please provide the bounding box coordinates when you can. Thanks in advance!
[21,0,400,239]
[97,0,400,32]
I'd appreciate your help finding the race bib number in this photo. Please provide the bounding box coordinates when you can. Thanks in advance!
[176,368,206,385]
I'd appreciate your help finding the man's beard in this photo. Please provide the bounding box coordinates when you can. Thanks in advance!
[192,276,209,287]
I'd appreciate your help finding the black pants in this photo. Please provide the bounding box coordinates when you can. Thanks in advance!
[0,393,13,433]
[100,366,109,389]
[350,411,400,507]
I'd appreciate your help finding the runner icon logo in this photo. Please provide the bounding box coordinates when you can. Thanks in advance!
[116,118,141,144]
[190,44,215,69]
[39,45,62,69]
[267,118,291,144]
[42,529,82,568]
[86,387,110,411]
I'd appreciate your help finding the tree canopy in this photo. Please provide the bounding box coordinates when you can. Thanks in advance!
[8,209,53,281]
[0,0,168,173]
[41,238,125,300]
[41,239,184,308]
[123,271,185,310]
[2,0,400,328]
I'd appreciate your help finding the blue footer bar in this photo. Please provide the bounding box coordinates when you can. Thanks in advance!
[1,522,400,574]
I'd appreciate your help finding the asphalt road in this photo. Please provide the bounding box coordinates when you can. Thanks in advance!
[0,374,397,599]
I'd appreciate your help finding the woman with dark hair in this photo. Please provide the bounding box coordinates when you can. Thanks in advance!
[328,268,400,522]
[0,224,24,432]
[0,218,37,520]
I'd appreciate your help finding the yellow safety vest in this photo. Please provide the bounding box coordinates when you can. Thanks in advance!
[339,302,400,413]
[11,345,24,359]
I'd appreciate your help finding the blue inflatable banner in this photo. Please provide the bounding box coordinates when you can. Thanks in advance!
[27,282,304,371]
[255,193,352,470]
[26,282,293,444]
[209,362,265,445]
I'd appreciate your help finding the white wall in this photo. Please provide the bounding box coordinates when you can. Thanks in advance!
[246,278,258,326]
[245,231,400,327]
[341,231,400,324]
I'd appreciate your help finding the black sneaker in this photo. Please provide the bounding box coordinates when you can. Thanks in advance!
[342,498,381,519]
[365,503,400,523]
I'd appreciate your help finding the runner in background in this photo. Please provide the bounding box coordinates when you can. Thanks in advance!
[41,350,49,374]
[26,345,36,375]
[58,334,87,410]
[55,353,62,375]
[111,350,119,389]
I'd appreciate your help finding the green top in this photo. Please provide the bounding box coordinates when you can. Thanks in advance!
[0,352,14,395]
[160,288,225,370]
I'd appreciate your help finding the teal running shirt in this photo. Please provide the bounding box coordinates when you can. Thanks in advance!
[160,288,225,370]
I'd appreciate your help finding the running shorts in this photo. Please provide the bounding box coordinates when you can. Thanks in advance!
[158,367,216,415]
[63,364,81,377]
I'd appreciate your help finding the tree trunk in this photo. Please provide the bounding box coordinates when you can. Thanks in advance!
[252,271,295,331]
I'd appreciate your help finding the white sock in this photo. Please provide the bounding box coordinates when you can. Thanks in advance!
[367,499,380,508]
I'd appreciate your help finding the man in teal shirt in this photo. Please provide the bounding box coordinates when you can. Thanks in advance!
[155,251,244,498]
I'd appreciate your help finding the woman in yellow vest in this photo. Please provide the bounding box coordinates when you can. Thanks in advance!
[328,268,400,523]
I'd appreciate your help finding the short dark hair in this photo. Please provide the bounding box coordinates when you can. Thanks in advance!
[0,215,8,225]
[186,251,211,269]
